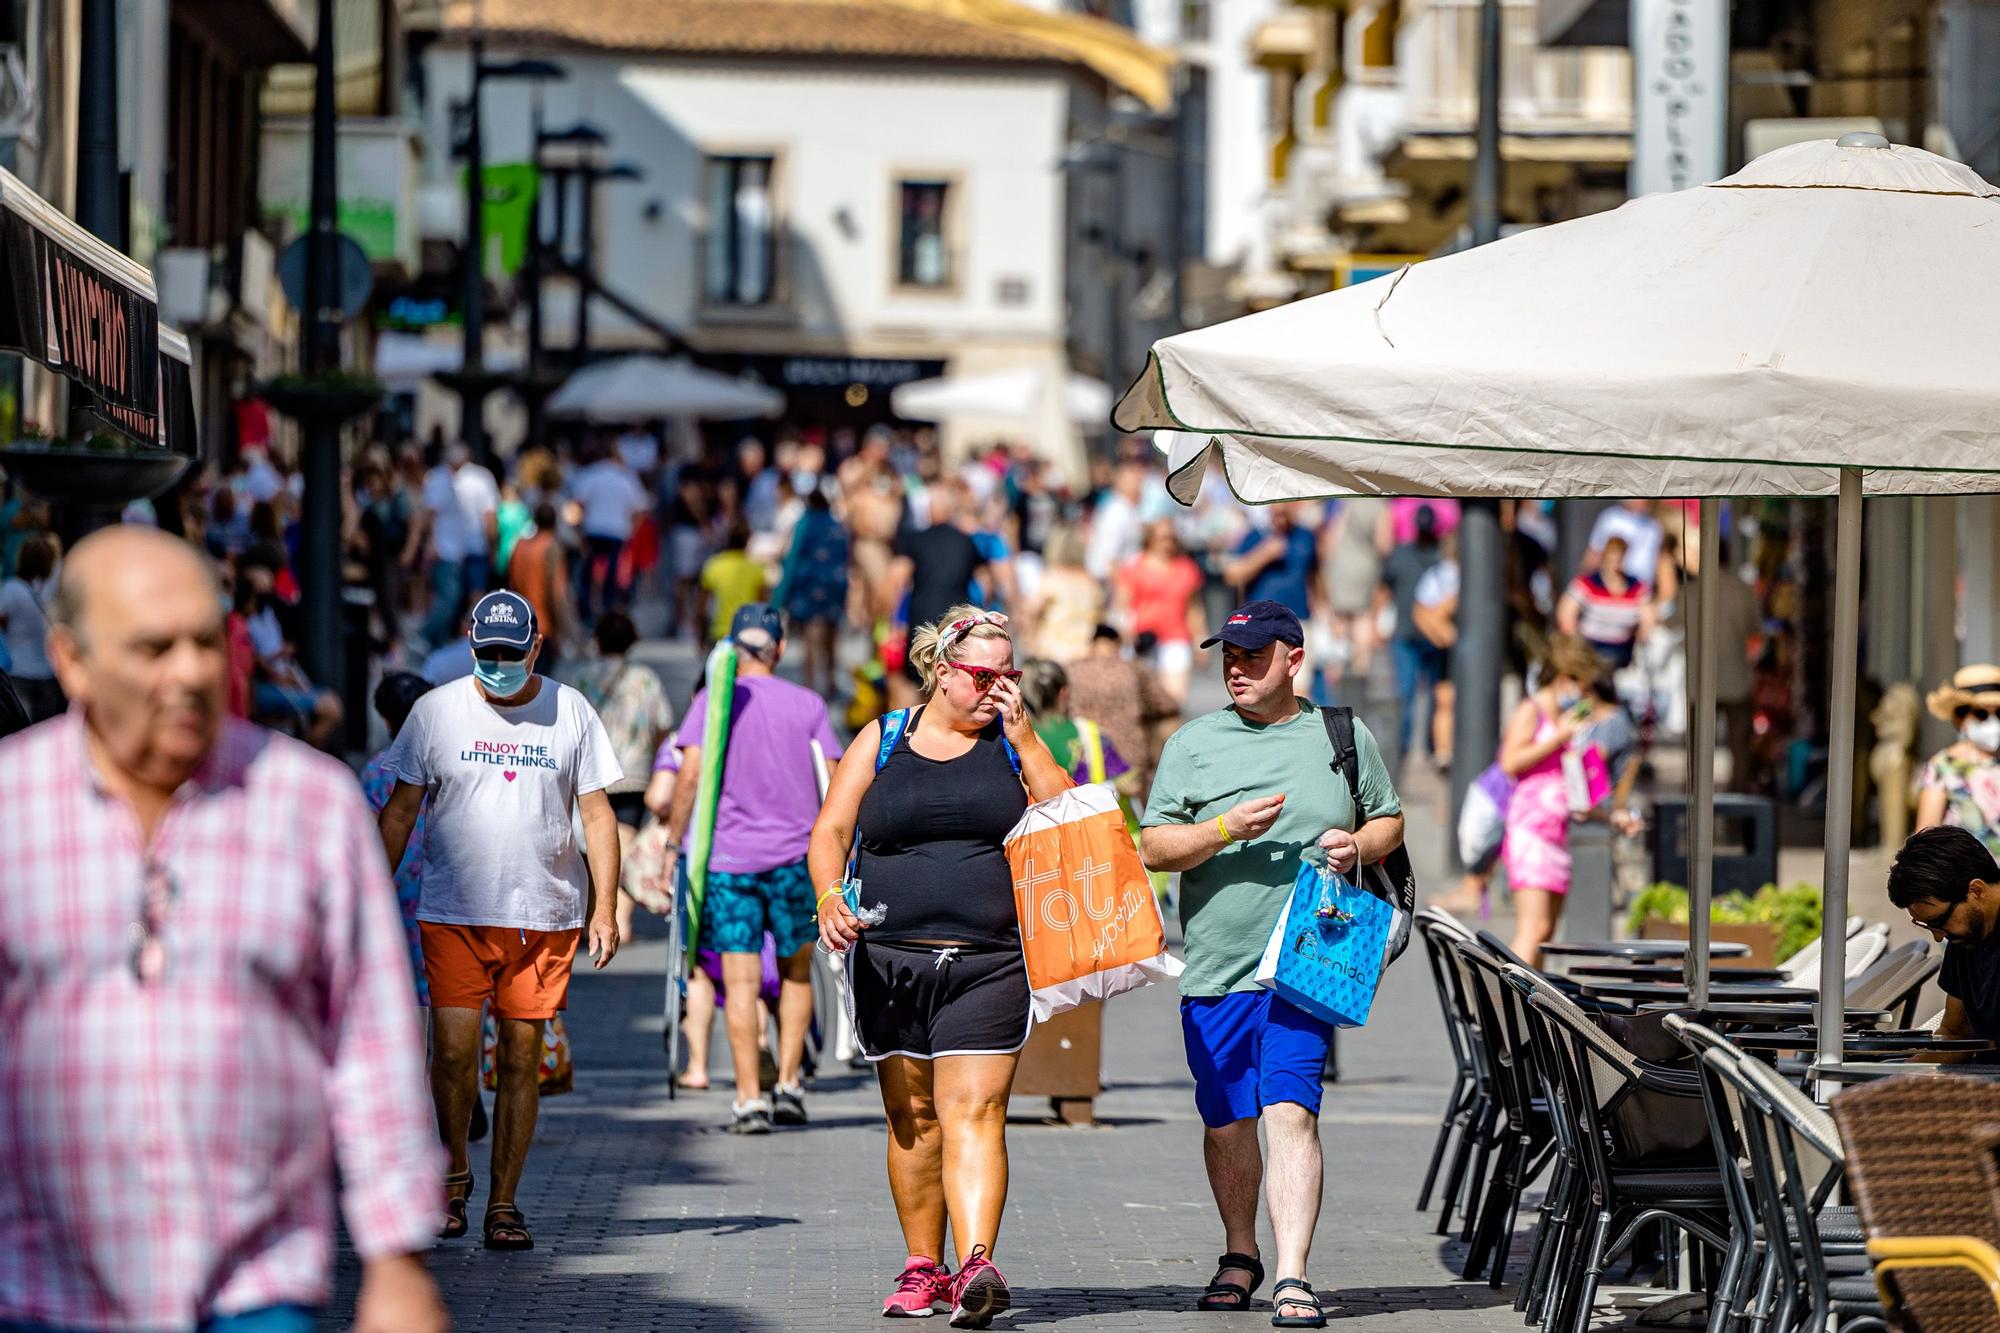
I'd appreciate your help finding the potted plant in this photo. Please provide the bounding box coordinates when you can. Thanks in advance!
[256,370,385,428]
[0,426,191,504]
[1627,882,1823,968]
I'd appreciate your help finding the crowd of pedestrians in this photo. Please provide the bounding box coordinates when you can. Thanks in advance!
[0,408,1779,1330]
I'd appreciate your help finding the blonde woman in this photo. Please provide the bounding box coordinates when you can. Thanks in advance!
[809,607,1069,1326]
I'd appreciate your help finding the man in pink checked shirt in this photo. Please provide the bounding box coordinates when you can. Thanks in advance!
[0,527,446,1333]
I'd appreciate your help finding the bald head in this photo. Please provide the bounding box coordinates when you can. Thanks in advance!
[47,526,229,792]
[52,526,221,648]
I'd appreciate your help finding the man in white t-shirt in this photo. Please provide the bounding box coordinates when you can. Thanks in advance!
[417,443,501,647]
[378,590,622,1252]
[568,446,652,624]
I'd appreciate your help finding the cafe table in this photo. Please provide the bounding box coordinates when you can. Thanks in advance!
[1810,1061,2000,1087]
[1568,962,1791,983]
[1636,1001,1894,1028]
[1729,1030,1992,1058]
[1542,940,1752,961]
[1579,980,1817,1004]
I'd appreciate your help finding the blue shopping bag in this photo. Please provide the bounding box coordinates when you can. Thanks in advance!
[1253,857,1394,1029]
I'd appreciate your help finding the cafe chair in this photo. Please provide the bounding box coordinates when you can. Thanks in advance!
[1779,918,1866,986]
[1507,965,1729,1333]
[1415,909,1483,1215]
[1455,942,1559,1288]
[1830,1074,2000,1332]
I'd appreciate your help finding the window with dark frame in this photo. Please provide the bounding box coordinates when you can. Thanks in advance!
[704,154,776,306]
[897,180,951,288]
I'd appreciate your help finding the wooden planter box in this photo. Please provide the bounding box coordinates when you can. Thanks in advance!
[1011,1003,1102,1126]
[1637,919,1778,968]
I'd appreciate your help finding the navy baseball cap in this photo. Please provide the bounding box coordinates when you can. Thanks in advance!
[1201,600,1304,650]
[730,602,785,652]
[469,590,537,651]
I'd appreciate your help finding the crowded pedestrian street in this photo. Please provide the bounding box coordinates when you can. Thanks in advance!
[12,1,2000,1332]
[324,642,1548,1332]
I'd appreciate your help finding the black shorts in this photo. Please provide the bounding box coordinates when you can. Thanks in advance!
[848,939,1031,1061]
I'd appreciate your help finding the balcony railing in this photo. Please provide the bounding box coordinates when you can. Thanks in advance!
[1398,0,1630,134]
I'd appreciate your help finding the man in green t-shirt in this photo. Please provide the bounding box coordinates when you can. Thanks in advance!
[1140,600,1404,1325]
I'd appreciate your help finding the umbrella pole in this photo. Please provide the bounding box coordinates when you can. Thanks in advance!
[1685,498,1721,1006]
[1816,468,1863,1074]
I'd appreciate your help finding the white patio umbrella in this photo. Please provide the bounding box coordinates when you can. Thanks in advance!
[1113,134,2000,1072]
[892,366,1112,425]
[546,354,783,422]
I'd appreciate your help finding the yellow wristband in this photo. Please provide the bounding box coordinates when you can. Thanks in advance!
[816,886,848,912]
[1216,814,1235,845]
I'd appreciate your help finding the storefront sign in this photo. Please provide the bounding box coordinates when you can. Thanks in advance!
[779,356,930,389]
[3,209,161,442]
[1631,0,1728,196]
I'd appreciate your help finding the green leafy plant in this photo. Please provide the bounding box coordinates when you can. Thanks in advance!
[1626,881,1823,962]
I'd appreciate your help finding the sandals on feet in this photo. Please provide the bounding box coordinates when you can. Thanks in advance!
[483,1203,534,1251]
[439,1170,474,1240]
[1197,1251,1265,1311]
[1271,1278,1327,1328]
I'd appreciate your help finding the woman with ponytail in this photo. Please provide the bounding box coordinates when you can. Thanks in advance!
[809,605,1069,1326]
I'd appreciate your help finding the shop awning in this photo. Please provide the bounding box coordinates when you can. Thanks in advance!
[0,165,196,457]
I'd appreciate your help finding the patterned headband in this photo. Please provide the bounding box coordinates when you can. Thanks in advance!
[939,611,1009,654]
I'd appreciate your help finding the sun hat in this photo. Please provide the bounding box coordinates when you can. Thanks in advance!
[1925,664,2000,722]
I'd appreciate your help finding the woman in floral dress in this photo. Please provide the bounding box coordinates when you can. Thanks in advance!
[1917,664,2000,855]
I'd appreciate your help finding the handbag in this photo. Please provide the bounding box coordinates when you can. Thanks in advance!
[1004,782,1182,1020]
[1319,706,1416,965]
[1561,742,1612,813]
[1254,858,1395,1028]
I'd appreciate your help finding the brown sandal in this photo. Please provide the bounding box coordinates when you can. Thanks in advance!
[483,1203,534,1251]
[440,1170,474,1240]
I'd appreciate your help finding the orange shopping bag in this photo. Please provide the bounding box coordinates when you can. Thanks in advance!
[1006,783,1183,1020]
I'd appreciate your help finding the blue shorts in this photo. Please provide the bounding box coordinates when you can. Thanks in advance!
[1181,989,1335,1128]
[700,858,817,957]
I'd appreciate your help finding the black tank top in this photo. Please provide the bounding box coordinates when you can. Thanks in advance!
[854,707,1028,949]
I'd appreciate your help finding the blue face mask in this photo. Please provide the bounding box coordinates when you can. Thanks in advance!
[473,656,531,696]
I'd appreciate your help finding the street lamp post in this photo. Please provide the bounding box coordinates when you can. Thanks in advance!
[451,38,563,472]
[525,122,607,451]
[1450,0,1508,863]
[297,0,344,699]
[571,158,643,365]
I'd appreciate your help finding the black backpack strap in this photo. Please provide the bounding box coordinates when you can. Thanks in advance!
[1320,704,1361,801]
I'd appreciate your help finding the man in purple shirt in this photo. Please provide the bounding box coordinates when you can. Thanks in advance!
[666,603,843,1134]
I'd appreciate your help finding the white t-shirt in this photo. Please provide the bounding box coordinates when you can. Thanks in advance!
[381,676,623,930]
[570,460,651,541]
[0,578,50,678]
[424,463,500,562]
[1587,506,1665,588]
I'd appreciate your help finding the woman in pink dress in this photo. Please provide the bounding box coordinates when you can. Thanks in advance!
[1500,634,1606,966]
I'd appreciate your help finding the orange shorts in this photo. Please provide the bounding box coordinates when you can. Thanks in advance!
[421,923,581,1020]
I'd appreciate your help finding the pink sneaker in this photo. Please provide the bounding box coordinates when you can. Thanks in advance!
[883,1255,953,1318]
[949,1246,1011,1328]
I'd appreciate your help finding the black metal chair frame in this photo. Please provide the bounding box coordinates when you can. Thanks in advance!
[1455,941,1559,1289]
[1516,970,1731,1333]
[1415,910,1483,1216]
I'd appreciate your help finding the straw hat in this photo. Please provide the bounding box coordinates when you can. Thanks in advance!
[1926,664,2000,721]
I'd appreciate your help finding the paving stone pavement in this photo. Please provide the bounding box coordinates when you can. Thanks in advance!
[327,642,1658,1330]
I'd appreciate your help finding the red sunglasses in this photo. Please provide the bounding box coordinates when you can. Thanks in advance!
[949,662,1022,691]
